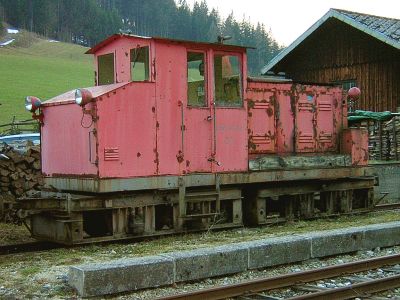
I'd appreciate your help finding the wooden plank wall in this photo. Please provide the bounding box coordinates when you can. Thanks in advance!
[274,19,400,112]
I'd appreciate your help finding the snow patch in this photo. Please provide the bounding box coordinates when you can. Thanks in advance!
[7,29,19,34]
[0,39,15,47]
[48,39,60,43]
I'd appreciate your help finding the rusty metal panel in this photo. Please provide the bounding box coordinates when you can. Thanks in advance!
[41,104,98,176]
[155,43,186,175]
[316,91,335,152]
[275,84,295,153]
[295,85,316,152]
[341,128,369,165]
[214,108,248,172]
[184,105,213,173]
[247,81,276,154]
[97,82,157,177]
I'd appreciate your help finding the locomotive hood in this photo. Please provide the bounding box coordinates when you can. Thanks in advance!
[41,82,129,106]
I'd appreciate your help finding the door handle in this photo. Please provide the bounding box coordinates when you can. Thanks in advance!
[206,116,212,121]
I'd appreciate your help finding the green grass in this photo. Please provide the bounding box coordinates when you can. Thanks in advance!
[0,31,93,124]
[20,265,41,276]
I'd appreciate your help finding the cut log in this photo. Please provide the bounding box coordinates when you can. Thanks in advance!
[32,160,41,170]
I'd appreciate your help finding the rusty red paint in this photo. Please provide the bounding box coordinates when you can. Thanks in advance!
[341,128,369,165]
[247,81,343,155]
[39,33,361,182]
[41,103,98,176]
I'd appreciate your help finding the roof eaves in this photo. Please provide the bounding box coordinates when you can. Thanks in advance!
[261,9,335,74]
[261,9,400,75]
[332,11,400,50]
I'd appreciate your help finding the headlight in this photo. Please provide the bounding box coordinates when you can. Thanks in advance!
[75,89,93,106]
[75,89,83,105]
[25,96,41,112]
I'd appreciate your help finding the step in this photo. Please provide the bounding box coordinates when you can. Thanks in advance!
[181,213,219,219]
[185,191,219,198]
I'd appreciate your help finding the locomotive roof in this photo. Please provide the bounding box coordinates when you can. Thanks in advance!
[86,34,252,54]
[42,82,128,106]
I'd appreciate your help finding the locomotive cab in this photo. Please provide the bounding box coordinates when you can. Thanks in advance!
[20,34,375,245]
[39,34,249,180]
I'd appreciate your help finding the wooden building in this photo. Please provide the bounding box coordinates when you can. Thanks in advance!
[262,9,400,112]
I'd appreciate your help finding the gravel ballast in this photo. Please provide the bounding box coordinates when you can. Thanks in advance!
[1,211,400,299]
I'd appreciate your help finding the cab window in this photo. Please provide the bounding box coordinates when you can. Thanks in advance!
[131,46,149,81]
[214,54,242,106]
[187,52,206,107]
[98,53,115,85]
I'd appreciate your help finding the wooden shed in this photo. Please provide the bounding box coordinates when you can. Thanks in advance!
[262,9,400,112]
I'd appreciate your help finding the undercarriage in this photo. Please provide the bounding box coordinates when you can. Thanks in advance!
[17,167,376,245]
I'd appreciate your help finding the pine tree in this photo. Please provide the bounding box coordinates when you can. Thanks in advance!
[0,0,282,73]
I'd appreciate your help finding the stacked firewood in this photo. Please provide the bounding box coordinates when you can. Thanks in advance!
[355,116,400,161]
[0,144,44,197]
[384,116,400,160]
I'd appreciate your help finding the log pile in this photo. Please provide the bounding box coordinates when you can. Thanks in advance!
[0,144,44,197]
[355,116,400,161]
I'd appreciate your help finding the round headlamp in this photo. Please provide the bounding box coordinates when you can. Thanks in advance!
[25,96,42,112]
[75,89,93,106]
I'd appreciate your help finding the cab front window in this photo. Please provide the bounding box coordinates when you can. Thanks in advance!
[131,46,150,81]
[97,53,115,85]
[187,51,207,107]
[214,54,242,107]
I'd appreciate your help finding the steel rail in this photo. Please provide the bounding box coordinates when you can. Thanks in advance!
[157,254,400,300]
[0,241,63,255]
[288,274,400,299]
[374,202,400,211]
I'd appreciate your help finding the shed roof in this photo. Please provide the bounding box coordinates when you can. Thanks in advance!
[262,9,400,74]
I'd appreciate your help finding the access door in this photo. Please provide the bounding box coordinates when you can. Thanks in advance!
[184,51,213,173]
[316,90,336,152]
[295,86,338,153]
[295,85,316,153]
[212,52,248,172]
[247,81,276,154]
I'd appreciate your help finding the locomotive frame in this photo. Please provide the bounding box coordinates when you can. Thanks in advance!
[19,34,376,245]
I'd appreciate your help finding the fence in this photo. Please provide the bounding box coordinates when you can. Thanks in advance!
[0,116,38,136]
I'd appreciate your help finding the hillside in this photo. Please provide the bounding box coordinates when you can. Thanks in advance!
[0,30,93,124]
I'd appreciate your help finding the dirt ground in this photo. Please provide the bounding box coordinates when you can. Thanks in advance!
[0,211,399,298]
[0,222,34,245]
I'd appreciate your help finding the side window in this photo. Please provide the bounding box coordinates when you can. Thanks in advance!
[98,53,115,85]
[333,79,357,91]
[214,54,242,106]
[131,46,149,81]
[187,52,206,106]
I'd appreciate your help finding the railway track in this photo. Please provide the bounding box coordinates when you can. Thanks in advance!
[158,254,400,300]
[0,241,63,255]
[374,202,400,211]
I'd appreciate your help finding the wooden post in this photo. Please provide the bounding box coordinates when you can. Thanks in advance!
[0,195,3,221]
[379,120,383,160]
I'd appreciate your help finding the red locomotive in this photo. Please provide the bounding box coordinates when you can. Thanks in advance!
[20,34,374,244]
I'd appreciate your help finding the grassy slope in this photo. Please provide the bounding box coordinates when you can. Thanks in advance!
[0,32,93,123]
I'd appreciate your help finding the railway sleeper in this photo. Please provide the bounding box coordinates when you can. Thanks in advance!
[18,178,374,245]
